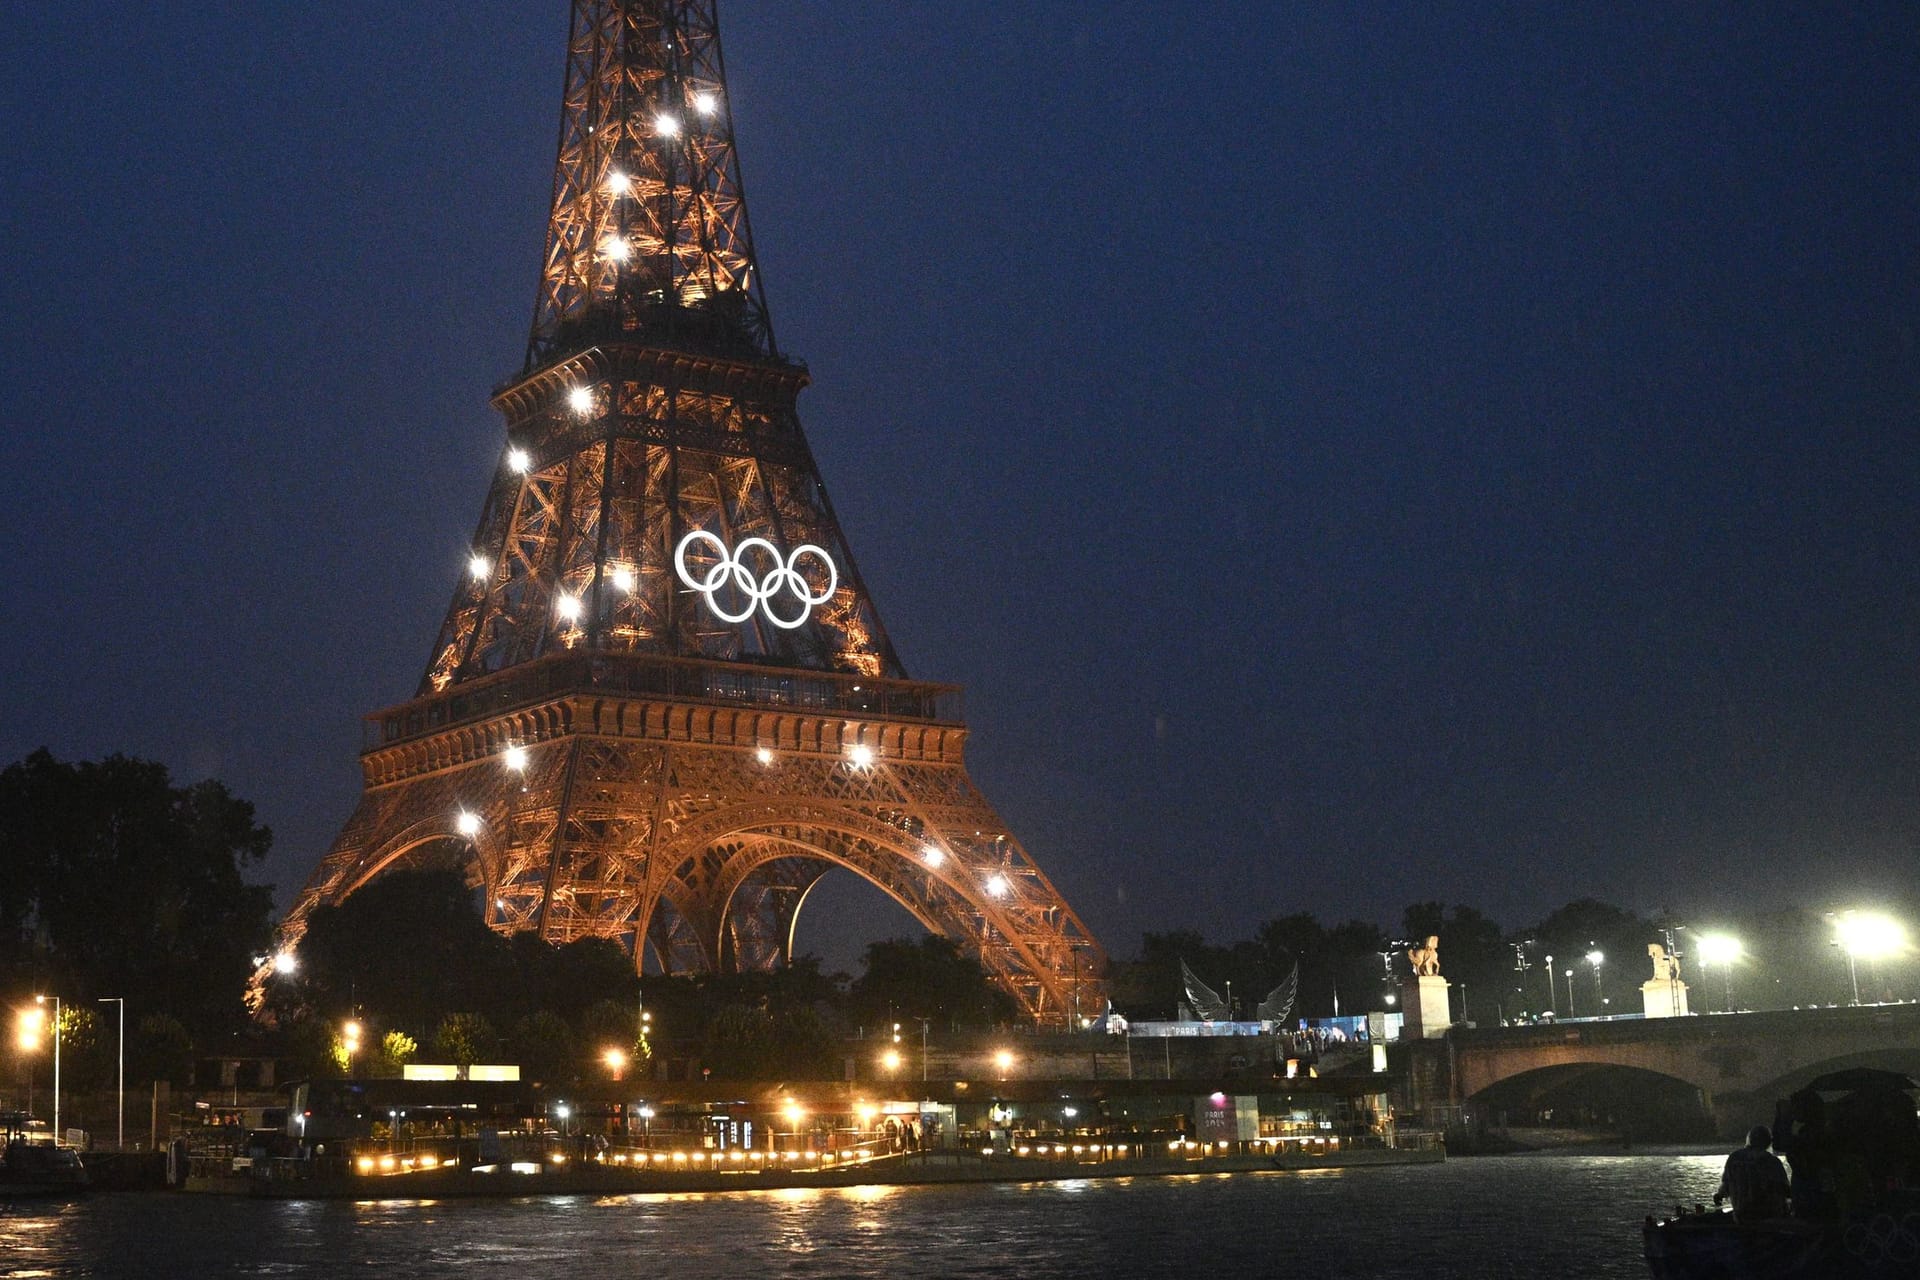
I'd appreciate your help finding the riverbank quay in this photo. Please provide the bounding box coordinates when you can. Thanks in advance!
[184,1142,1442,1200]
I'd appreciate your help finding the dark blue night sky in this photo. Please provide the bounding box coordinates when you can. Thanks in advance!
[4,4,1917,968]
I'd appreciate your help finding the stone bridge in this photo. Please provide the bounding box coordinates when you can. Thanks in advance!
[1408,1003,1920,1137]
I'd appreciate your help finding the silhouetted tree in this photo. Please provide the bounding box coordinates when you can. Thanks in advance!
[433,1013,497,1074]
[510,1010,575,1084]
[296,869,510,1035]
[847,936,1017,1030]
[0,749,274,1037]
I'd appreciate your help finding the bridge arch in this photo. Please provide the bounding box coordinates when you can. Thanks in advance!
[1467,1061,1715,1139]
[1444,1006,1920,1140]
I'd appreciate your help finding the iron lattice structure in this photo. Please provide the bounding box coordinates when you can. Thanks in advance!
[269,0,1105,1023]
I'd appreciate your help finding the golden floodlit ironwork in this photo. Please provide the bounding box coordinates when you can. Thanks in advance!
[268,0,1104,1024]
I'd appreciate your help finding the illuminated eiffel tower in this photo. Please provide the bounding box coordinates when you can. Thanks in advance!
[269,0,1105,1023]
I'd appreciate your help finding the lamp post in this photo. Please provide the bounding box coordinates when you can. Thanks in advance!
[35,995,61,1144]
[14,1007,43,1121]
[1585,951,1604,1017]
[637,1104,654,1148]
[1071,945,1085,1029]
[1832,913,1906,1006]
[1544,956,1556,1017]
[1695,934,1742,1013]
[98,997,125,1149]
[1564,969,1576,1018]
[917,1018,931,1083]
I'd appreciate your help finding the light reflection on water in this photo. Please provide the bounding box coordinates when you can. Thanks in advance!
[0,1154,1723,1279]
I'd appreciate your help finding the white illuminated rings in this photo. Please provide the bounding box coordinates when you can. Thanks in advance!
[674,530,837,631]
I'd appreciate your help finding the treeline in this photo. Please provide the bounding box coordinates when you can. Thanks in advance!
[1110,897,1919,1026]
[0,749,275,1094]
[8,750,1913,1102]
[263,868,1019,1083]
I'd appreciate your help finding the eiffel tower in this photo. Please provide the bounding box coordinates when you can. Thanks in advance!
[268,0,1105,1024]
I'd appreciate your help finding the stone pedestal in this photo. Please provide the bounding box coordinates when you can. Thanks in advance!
[1400,974,1452,1039]
[1641,978,1690,1018]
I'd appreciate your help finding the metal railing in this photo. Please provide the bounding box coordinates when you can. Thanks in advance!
[370,652,963,748]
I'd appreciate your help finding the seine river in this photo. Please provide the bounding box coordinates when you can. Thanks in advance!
[2,1153,1721,1278]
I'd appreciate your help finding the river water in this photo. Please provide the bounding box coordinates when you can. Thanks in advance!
[2,1153,1723,1278]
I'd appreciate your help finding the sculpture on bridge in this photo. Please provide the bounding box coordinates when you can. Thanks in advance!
[1648,942,1682,982]
[1407,936,1442,977]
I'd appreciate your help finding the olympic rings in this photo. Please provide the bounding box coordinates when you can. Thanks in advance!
[673,530,838,631]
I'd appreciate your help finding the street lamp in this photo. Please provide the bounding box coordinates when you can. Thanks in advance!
[1695,933,1742,1012]
[1564,969,1575,1018]
[603,1046,628,1077]
[1585,951,1604,1015]
[34,995,60,1144]
[1833,912,1907,1005]
[98,997,125,1149]
[14,1007,45,1122]
[637,1104,654,1148]
[342,1019,362,1074]
[1544,955,1556,1017]
[993,1049,1014,1079]
[881,1048,902,1075]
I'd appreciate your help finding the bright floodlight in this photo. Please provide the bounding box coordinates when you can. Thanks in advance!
[1696,933,1743,967]
[653,113,681,137]
[599,236,630,263]
[993,1050,1014,1072]
[922,845,945,868]
[607,170,631,194]
[468,555,490,581]
[692,91,719,116]
[602,1047,628,1072]
[754,746,773,765]
[1837,913,1906,961]
[985,874,1010,898]
[555,1103,571,1121]
[502,745,530,772]
[508,448,531,474]
[881,1049,901,1072]
[15,1007,44,1052]
[273,952,298,976]
[1585,949,1604,967]
[847,743,875,768]
[610,566,637,594]
[456,811,482,838]
[569,385,596,413]
[556,594,583,622]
